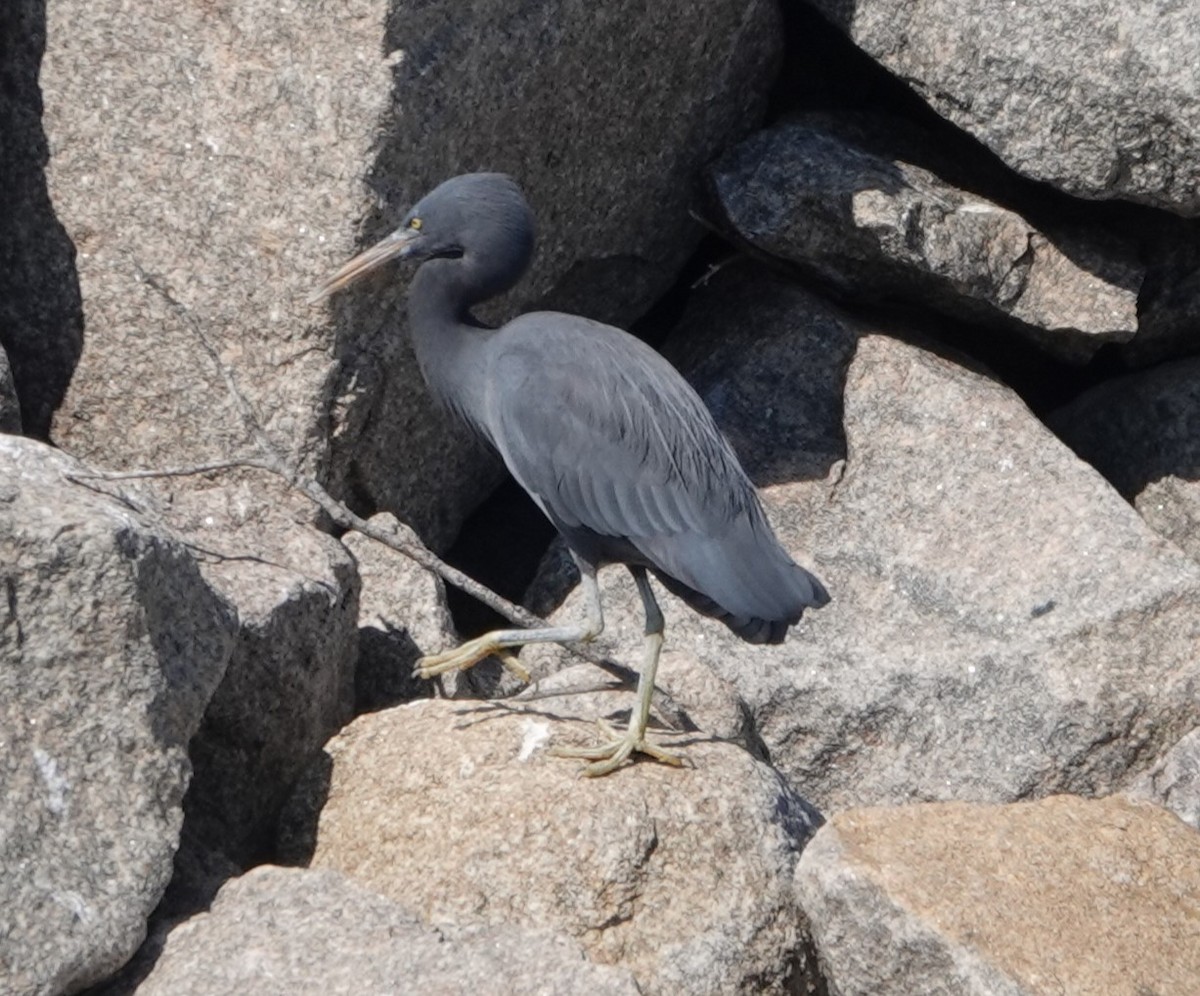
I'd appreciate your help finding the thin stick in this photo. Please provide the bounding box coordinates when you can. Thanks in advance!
[72,459,260,481]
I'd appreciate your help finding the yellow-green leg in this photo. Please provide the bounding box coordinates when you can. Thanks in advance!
[413,564,604,682]
[551,566,684,776]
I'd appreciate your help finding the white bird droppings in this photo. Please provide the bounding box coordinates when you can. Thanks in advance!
[518,718,551,761]
[34,748,70,816]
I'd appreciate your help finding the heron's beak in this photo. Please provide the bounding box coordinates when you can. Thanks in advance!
[307,227,421,305]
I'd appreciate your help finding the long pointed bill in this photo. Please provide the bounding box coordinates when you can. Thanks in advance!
[307,227,420,305]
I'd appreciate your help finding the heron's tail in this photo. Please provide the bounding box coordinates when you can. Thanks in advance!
[652,561,829,645]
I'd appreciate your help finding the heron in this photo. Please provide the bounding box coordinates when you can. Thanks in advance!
[311,173,829,775]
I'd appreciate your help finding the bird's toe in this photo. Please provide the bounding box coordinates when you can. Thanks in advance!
[413,634,532,682]
[549,723,685,777]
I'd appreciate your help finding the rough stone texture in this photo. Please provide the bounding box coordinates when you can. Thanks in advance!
[805,0,1200,215]
[324,0,783,548]
[528,266,1200,811]
[135,866,640,996]
[0,0,83,439]
[0,437,236,995]
[708,115,1143,361]
[42,0,390,480]
[0,343,22,434]
[1128,728,1200,833]
[165,476,360,867]
[340,512,458,711]
[84,832,244,996]
[1050,357,1200,563]
[796,796,1200,996]
[283,697,821,995]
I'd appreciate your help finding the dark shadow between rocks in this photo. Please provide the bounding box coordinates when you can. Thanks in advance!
[274,748,334,869]
[1047,357,1200,503]
[698,244,1128,422]
[355,622,429,712]
[768,0,1029,216]
[0,0,84,438]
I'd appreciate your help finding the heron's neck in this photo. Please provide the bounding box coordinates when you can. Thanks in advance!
[406,259,500,427]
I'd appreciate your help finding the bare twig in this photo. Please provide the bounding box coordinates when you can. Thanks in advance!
[71,459,266,481]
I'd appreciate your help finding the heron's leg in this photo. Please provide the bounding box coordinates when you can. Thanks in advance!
[414,564,604,681]
[551,566,685,776]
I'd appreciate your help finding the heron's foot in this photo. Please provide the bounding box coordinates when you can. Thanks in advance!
[414,636,531,683]
[550,719,685,777]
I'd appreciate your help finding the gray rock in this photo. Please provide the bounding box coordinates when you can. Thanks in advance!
[83,832,244,996]
[0,0,83,439]
[795,796,1200,995]
[33,12,374,877]
[340,512,458,710]
[707,116,1143,361]
[163,477,360,866]
[527,265,1200,811]
[1050,357,1200,563]
[135,865,640,996]
[41,0,390,482]
[1127,728,1200,832]
[0,437,236,995]
[36,0,370,868]
[323,0,783,547]
[0,343,22,434]
[284,697,821,995]
[804,0,1200,215]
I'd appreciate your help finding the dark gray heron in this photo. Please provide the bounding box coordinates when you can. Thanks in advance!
[311,173,829,775]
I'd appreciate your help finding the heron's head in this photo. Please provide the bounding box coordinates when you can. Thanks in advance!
[309,173,535,304]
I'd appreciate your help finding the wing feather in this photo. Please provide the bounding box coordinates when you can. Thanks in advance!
[483,314,754,547]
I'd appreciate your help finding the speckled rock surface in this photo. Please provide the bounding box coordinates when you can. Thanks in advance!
[135,865,640,996]
[1128,728,1200,833]
[796,796,1200,995]
[42,0,388,481]
[0,437,236,995]
[708,115,1143,361]
[34,10,384,863]
[281,697,821,995]
[171,477,360,866]
[804,0,1200,215]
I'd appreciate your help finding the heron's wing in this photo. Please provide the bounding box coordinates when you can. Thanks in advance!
[483,316,818,623]
[486,316,756,540]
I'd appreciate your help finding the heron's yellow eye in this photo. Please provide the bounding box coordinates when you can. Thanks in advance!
[409,217,422,230]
